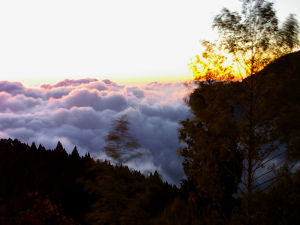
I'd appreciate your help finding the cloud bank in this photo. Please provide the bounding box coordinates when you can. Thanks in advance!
[0,78,192,184]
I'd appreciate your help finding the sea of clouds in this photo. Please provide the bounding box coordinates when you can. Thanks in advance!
[0,78,193,184]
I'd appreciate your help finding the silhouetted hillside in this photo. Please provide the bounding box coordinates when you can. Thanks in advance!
[177,51,300,225]
[243,50,300,160]
[0,138,177,225]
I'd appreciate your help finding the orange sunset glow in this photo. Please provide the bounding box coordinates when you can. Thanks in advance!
[0,0,298,86]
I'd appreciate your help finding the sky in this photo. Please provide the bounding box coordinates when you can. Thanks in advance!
[0,0,299,86]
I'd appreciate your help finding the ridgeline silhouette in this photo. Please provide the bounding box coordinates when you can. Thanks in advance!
[0,138,177,225]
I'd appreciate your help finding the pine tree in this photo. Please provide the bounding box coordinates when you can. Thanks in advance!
[55,141,67,154]
[71,146,80,159]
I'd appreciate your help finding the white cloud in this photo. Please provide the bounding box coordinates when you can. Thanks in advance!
[0,79,192,184]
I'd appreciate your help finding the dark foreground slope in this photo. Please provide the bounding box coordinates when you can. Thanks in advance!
[176,51,300,225]
[251,50,300,160]
[236,50,300,162]
[0,139,177,225]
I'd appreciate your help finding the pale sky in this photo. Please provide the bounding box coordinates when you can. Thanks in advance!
[0,0,299,86]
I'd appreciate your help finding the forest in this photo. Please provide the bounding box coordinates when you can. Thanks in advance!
[1,0,300,224]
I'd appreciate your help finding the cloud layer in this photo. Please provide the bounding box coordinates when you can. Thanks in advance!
[0,78,191,184]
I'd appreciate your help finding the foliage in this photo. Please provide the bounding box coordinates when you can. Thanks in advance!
[254,51,300,161]
[189,41,236,82]
[0,138,176,225]
[211,0,300,194]
[0,139,93,224]
[190,0,300,82]
[84,164,177,225]
[178,82,243,224]
[181,51,300,225]
[181,0,300,223]
[6,192,78,225]
[214,0,279,74]
[104,115,143,164]
[249,167,300,225]
[279,14,300,51]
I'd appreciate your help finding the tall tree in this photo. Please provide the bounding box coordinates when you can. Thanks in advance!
[212,0,299,198]
[178,83,243,224]
[104,115,142,164]
[180,0,299,223]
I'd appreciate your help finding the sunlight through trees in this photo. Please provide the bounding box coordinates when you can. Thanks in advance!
[180,0,300,224]
[190,0,299,82]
